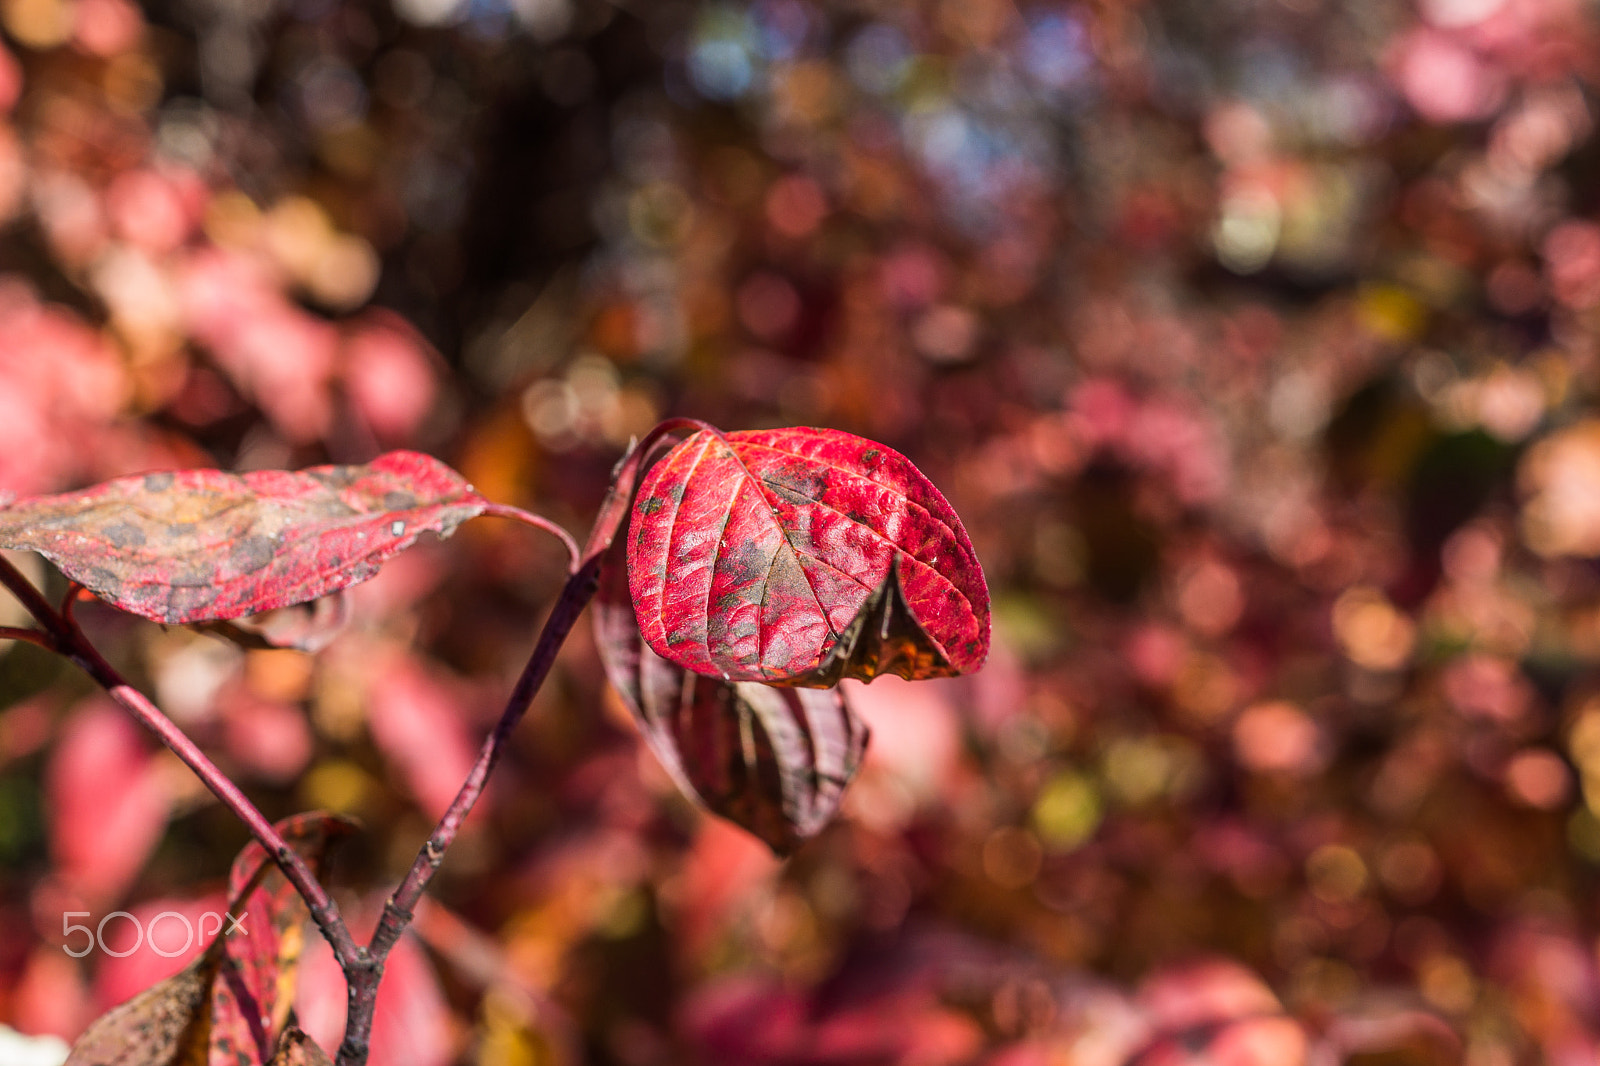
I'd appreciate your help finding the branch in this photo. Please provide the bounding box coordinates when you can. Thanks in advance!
[337,554,600,1065]
[0,625,55,650]
[0,554,362,969]
[335,427,694,1061]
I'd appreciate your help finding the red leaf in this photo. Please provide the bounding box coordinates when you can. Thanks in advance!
[597,541,867,853]
[64,813,352,1066]
[0,451,486,624]
[626,427,988,685]
[217,812,358,1064]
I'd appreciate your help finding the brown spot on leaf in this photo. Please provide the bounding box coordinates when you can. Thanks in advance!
[227,533,278,576]
[101,521,145,549]
[81,566,122,598]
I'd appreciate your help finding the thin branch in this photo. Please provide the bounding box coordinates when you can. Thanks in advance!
[0,625,55,650]
[480,502,582,573]
[342,428,693,1063]
[0,554,73,647]
[339,556,599,1066]
[0,554,362,969]
[366,554,601,960]
[59,580,86,627]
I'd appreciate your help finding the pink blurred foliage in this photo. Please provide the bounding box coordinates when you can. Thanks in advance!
[1487,918,1600,1061]
[1390,28,1508,124]
[681,967,984,1066]
[104,167,205,256]
[342,311,442,443]
[91,894,225,1010]
[665,818,779,962]
[840,676,964,828]
[32,171,108,269]
[681,977,807,1063]
[362,651,480,821]
[1066,379,1229,505]
[178,247,339,444]
[0,283,129,495]
[0,44,21,115]
[45,697,171,905]
[10,947,90,1041]
[72,0,144,58]
[1543,220,1600,310]
[216,681,314,785]
[0,695,53,763]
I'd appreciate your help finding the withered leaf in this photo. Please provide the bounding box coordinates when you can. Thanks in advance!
[65,955,219,1066]
[266,1027,333,1066]
[805,557,948,687]
[597,541,867,854]
[213,813,357,1064]
[0,452,486,625]
[65,813,355,1066]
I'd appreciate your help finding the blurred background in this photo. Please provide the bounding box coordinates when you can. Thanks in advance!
[2,0,1600,1061]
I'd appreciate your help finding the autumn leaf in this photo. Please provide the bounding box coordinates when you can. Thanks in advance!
[267,1027,334,1066]
[626,427,989,686]
[0,452,486,625]
[65,956,219,1066]
[597,541,868,853]
[64,813,355,1066]
[213,813,356,1064]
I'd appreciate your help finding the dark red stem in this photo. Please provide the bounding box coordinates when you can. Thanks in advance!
[335,426,694,1064]
[337,553,601,1064]
[0,554,362,969]
[480,502,582,573]
[0,625,54,649]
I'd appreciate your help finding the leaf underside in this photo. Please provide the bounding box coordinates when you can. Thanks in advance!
[197,593,350,653]
[626,427,989,686]
[597,541,868,854]
[0,452,486,625]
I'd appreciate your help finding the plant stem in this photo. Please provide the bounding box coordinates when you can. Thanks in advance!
[0,625,54,649]
[342,554,602,1065]
[4,430,679,1065]
[481,502,582,573]
[0,554,362,969]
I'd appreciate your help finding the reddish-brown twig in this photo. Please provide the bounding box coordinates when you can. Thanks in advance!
[0,555,362,970]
